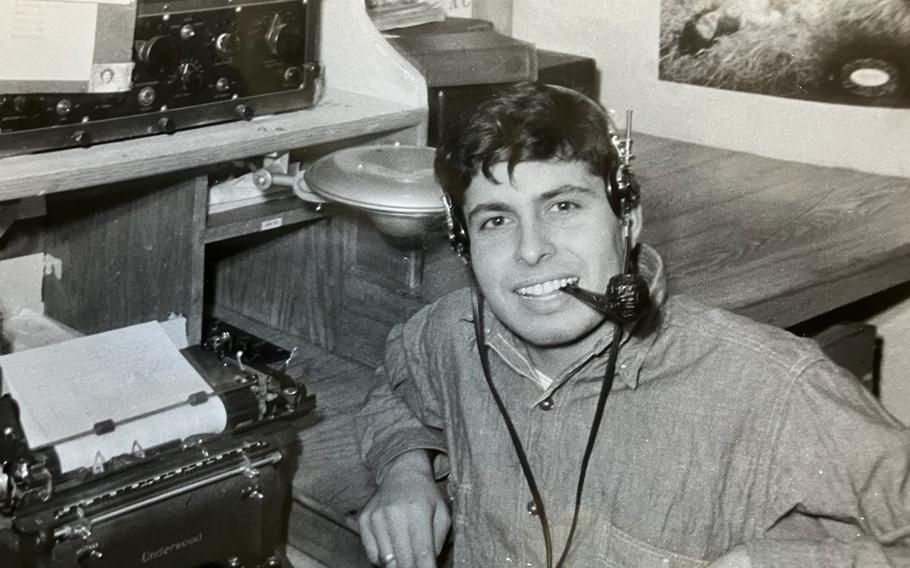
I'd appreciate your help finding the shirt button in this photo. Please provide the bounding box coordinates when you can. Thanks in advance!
[527,500,539,516]
[538,397,555,411]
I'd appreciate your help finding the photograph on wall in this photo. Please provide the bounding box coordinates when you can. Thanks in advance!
[659,0,910,108]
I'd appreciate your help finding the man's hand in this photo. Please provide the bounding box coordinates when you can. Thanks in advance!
[705,547,752,568]
[359,450,451,568]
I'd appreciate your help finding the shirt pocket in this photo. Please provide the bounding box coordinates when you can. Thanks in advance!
[598,522,709,568]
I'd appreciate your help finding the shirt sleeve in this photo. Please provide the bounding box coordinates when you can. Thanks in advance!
[746,356,910,568]
[356,310,448,483]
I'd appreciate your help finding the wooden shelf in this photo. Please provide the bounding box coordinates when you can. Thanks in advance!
[204,197,325,244]
[0,88,426,201]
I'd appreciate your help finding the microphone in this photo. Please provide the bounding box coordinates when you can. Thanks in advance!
[560,274,649,323]
[560,107,649,324]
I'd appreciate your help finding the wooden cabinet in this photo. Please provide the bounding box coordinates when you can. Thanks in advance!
[0,87,427,348]
[0,0,430,349]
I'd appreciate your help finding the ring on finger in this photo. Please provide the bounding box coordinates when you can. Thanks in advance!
[380,552,396,565]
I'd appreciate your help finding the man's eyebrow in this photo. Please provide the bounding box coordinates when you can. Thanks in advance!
[538,185,598,202]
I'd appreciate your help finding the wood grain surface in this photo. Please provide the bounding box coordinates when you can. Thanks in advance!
[0,89,425,201]
[41,175,203,334]
[632,134,910,327]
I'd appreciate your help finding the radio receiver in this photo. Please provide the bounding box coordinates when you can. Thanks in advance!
[0,0,321,158]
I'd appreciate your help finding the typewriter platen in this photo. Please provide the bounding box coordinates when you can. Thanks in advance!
[0,323,315,568]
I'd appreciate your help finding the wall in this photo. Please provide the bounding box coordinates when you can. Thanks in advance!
[510,0,910,178]
[509,0,910,422]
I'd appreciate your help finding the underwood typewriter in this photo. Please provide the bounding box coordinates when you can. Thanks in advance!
[0,323,314,568]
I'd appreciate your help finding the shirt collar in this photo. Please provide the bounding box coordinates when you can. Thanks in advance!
[479,244,667,393]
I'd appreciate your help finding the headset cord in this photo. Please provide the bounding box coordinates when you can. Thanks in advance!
[471,288,624,568]
[472,288,554,567]
[555,319,622,568]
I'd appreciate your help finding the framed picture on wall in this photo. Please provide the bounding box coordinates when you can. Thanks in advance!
[659,0,910,108]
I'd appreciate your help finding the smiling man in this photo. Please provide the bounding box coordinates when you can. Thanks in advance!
[465,159,633,377]
[355,83,910,568]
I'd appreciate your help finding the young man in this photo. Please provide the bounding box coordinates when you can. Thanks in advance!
[355,83,910,568]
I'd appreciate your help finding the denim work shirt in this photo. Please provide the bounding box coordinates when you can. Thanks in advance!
[357,245,910,567]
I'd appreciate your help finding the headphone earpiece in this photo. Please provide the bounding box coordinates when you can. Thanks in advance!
[443,193,470,259]
[609,167,641,209]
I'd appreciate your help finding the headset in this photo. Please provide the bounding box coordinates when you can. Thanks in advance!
[438,85,652,568]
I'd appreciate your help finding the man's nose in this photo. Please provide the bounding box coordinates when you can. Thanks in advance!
[515,220,555,265]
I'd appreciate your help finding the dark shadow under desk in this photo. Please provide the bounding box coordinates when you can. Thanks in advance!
[211,310,378,567]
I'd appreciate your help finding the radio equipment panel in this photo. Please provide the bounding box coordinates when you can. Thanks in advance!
[0,0,321,158]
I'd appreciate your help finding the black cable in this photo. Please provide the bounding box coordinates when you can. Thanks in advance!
[555,320,622,567]
[471,288,624,568]
[472,289,554,567]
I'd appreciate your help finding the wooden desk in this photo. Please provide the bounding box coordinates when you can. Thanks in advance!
[633,134,910,328]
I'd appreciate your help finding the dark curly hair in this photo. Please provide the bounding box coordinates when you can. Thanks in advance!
[434,82,622,215]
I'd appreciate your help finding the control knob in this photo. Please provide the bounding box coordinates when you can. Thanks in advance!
[265,14,303,61]
[215,32,242,58]
[178,62,205,93]
[136,36,178,76]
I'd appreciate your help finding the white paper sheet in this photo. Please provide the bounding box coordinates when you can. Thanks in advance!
[0,253,46,317]
[0,321,227,472]
[0,0,97,83]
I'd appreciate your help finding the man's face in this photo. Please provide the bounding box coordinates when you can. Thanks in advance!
[464,159,627,348]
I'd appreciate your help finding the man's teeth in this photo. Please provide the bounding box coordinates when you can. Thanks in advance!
[516,277,579,297]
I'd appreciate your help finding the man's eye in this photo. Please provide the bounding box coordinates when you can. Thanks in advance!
[551,201,578,213]
[479,216,507,230]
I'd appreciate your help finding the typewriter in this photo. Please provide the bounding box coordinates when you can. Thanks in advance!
[0,322,315,568]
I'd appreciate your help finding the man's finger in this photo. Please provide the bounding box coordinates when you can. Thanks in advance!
[432,502,451,555]
[358,509,380,565]
[406,505,437,568]
[385,506,415,568]
[370,508,399,567]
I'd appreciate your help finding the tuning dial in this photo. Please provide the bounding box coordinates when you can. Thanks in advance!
[178,62,204,93]
[136,36,178,76]
[215,32,242,58]
[265,14,303,61]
